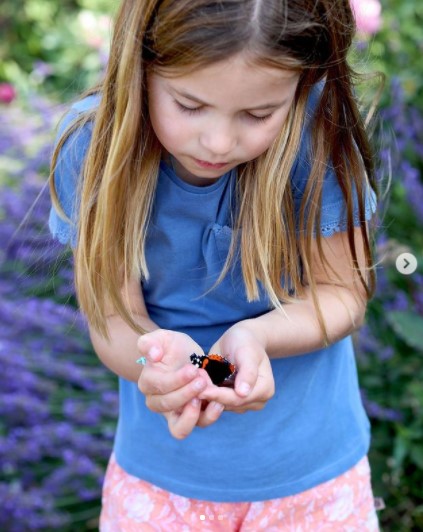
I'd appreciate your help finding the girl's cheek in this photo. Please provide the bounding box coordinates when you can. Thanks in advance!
[246,130,282,156]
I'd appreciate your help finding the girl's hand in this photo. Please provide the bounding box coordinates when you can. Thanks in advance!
[137,329,224,438]
[198,323,275,418]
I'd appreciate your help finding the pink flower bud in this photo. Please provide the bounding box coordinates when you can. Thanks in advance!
[0,83,17,104]
[350,0,382,35]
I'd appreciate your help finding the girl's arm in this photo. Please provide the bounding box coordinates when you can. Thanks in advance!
[87,275,224,438]
[88,275,159,382]
[200,227,369,411]
[239,226,369,359]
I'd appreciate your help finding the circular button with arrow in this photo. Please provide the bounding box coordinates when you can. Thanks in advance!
[395,252,418,275]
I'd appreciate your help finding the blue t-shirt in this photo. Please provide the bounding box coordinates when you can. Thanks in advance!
[49,91,376,502]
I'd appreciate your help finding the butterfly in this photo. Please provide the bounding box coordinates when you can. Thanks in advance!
[190,353,237,386]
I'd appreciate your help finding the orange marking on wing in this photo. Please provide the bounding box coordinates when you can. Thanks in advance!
[208,354,226,362]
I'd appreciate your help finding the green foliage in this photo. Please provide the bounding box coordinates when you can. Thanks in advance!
[370,0,423,106]
[355,4,423,528]
[0,0,115,99]
[386,311,423,353]
[1,0,422,530]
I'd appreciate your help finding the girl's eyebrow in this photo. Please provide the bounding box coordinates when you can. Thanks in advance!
[172,88,288,111]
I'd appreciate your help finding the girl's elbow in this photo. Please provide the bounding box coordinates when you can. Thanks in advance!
[350,296,367,332]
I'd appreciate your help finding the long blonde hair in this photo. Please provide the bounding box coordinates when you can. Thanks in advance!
[50,0,378,340]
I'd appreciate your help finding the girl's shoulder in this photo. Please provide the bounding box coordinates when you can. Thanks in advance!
[53,94,101,196]
[305,80,325,123]
[70,93,101,114]
[292,82,324,176]
[50,94,101,246]
[54,93,102,167]
[57,93,101,141]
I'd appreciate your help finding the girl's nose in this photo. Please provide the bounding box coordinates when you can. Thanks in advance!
[199,121,237,157]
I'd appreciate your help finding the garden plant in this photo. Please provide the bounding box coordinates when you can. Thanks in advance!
[0,0,422,530]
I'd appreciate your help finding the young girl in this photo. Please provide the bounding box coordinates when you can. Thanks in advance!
[49,0,380,529]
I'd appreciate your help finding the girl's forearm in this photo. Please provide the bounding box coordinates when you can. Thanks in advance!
[89,314,159,382]
[90,282,366,378]
[239,284,367,359]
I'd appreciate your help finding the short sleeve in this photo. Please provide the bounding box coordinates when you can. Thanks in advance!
[49,96,98,247]
[291,84,377,237]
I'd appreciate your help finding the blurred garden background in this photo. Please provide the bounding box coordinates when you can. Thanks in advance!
[0,0,422,530]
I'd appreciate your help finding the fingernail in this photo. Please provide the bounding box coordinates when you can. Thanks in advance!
[238,382,251,396]
[193,378,206,391]
[191,398,200,408]
[148,346,161,361]
[212,402,225,413]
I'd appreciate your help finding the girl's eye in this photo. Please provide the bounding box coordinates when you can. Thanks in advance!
[246,113,273,123]
[174,100,272,123]
[175,101,202,115]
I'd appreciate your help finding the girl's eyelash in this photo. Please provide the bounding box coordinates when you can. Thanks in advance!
[247,113,272,122]
[175,101,202,115]
[174,100,273,122]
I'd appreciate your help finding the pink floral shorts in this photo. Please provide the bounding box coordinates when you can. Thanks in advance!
[100,455,380,531]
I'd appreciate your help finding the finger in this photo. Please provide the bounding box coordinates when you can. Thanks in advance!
[138,363,199,395]
[226,401,266,413]
[137,329,171,362]
[145,374,208,413]
[199,367,274,409]
[232,346,261,398]
[167,398,201,440]
[207,340,221,357]
[199,385,244,408]
[196,401,225,428]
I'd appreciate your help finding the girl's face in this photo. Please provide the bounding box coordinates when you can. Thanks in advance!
[148,53,300,186]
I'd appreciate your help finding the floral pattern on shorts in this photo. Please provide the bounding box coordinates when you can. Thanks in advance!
[100,455,380,531]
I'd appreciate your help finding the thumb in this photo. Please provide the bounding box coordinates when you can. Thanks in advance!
[208,340,222,357]
[232,346,259,398]
[137,329,168,363]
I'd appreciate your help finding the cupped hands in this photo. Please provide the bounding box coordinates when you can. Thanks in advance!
[137,324,275,439]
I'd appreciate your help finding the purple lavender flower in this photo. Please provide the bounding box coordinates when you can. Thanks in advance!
[1,95,118,530]
[377,78,423,223]
[401,161,423,223]
[361,391,403,422]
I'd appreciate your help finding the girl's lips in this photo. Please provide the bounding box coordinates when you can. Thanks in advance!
[194,158,229,169]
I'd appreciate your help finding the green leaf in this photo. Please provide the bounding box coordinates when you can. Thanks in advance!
[386,311,423,353]
[393,433,409,469]
[410,445,423,469]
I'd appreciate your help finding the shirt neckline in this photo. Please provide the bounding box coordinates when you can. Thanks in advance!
[160,161,234,195]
